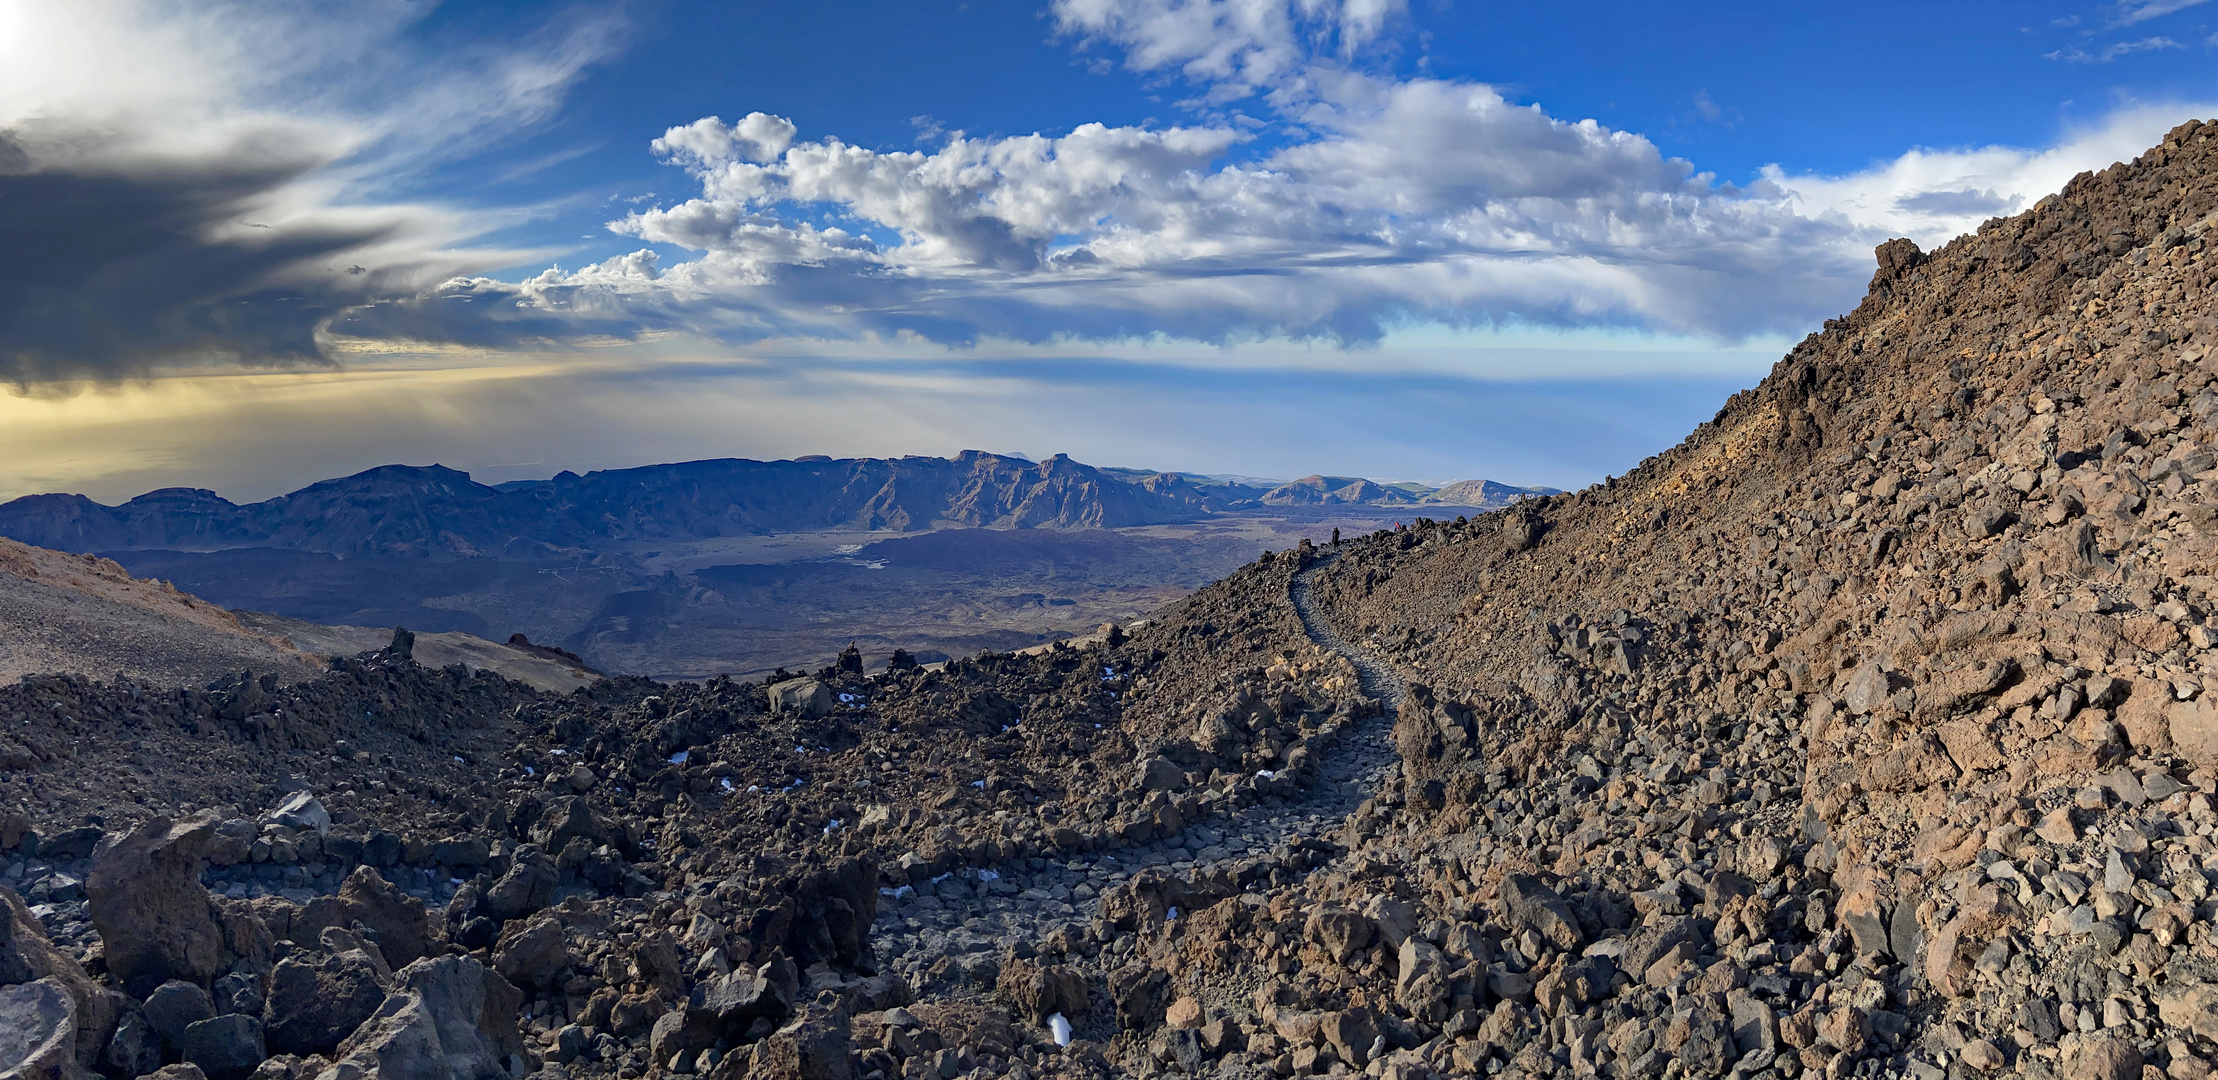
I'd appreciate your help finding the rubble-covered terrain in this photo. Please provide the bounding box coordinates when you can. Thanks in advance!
[3,117,2218,1080]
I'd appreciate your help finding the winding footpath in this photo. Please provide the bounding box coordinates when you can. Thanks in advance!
[1290,552,1407,714]
[867,553,1408,1028]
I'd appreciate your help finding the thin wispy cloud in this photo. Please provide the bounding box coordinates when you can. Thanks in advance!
[2112,0,2213,25]
[493,142,609,185]
[2045,35,2183,61]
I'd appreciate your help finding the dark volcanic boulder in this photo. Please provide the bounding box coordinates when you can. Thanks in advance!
[180,1014,264,1080]
[491,914,570,991]
[143,980,215,1052]
[482,845,559,922]
[262,948,389,1056]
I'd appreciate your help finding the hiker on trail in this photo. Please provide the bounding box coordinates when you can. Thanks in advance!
[1331,527,1340,546]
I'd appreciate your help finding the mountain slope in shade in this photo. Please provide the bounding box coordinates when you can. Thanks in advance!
[1259,474,1561,507]
[0,451,1223,559]
[0,452,1564,560]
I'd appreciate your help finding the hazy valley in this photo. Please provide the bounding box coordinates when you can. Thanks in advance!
[0,454,1547,678]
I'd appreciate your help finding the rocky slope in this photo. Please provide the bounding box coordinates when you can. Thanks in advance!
[2,119,2215,1080]
[0,537,320,686]
[1272,117,2218,1080]
[1255,477,1557,509]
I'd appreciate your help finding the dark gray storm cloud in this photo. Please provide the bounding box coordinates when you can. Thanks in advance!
[0,132,406,383]
[0,2,624,386]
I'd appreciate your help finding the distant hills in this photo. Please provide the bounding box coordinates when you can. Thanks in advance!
[0,453,1559,559]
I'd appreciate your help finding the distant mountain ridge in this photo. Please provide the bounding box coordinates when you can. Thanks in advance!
[0,452,1558,560]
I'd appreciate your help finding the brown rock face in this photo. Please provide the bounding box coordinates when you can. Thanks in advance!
[2169,697,2218,766]
[2063,1035,2144,1080]
[86,812,228,990]
[996,959,1087,1024]
[491,913,570,990]
[335,866,441,970]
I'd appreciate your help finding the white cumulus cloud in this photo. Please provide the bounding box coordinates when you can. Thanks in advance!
[370,1,2212,357]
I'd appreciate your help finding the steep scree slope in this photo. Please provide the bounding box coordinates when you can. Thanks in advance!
[1263,116,2218,1079]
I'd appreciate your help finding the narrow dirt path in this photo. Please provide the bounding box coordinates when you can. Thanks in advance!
[1289,552,1406,713]
[867,553,1406,1030]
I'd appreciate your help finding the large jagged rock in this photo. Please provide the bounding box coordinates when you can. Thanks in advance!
[180,1014,264,1080]
[262,947,389,1057]
[490,914,569,991]
[1499,874,1582,952]
[335,867,441,970]
[719,1001,851,1080]
[85,812,229,991]
[142,981,214,1053]
[996,959,1087,1025]
[732,859,878,973]
[768,678,834,720]
[1,887,115,1074]
[480,845,558,922]
[0,979,81,1080]
[320,956,527,1080]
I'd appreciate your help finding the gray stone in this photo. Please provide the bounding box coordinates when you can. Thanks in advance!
[769,678,835,720]
[324,955,526,1080]
[1500,874,1582,951]
[105,1008,163,1078]
[2104,849,2137,894]
[1889,896,1924,964]
[0,979,77,1080]
[1844,664,1892,716]
[2098,768,2147,807]
[2144,771,2189,801]
[181,1014,265,1080]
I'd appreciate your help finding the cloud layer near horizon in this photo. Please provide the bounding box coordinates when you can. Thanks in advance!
[2,0,2214,384]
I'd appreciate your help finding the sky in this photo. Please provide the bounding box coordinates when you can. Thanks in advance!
[1,0,2215,503]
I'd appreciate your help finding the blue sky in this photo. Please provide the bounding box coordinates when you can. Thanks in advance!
[419,0,2218,275]
[0,0,2214,501]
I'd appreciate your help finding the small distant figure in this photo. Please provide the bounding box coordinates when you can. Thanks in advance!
[837,641,864,676]
[1331,527,1340,547]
